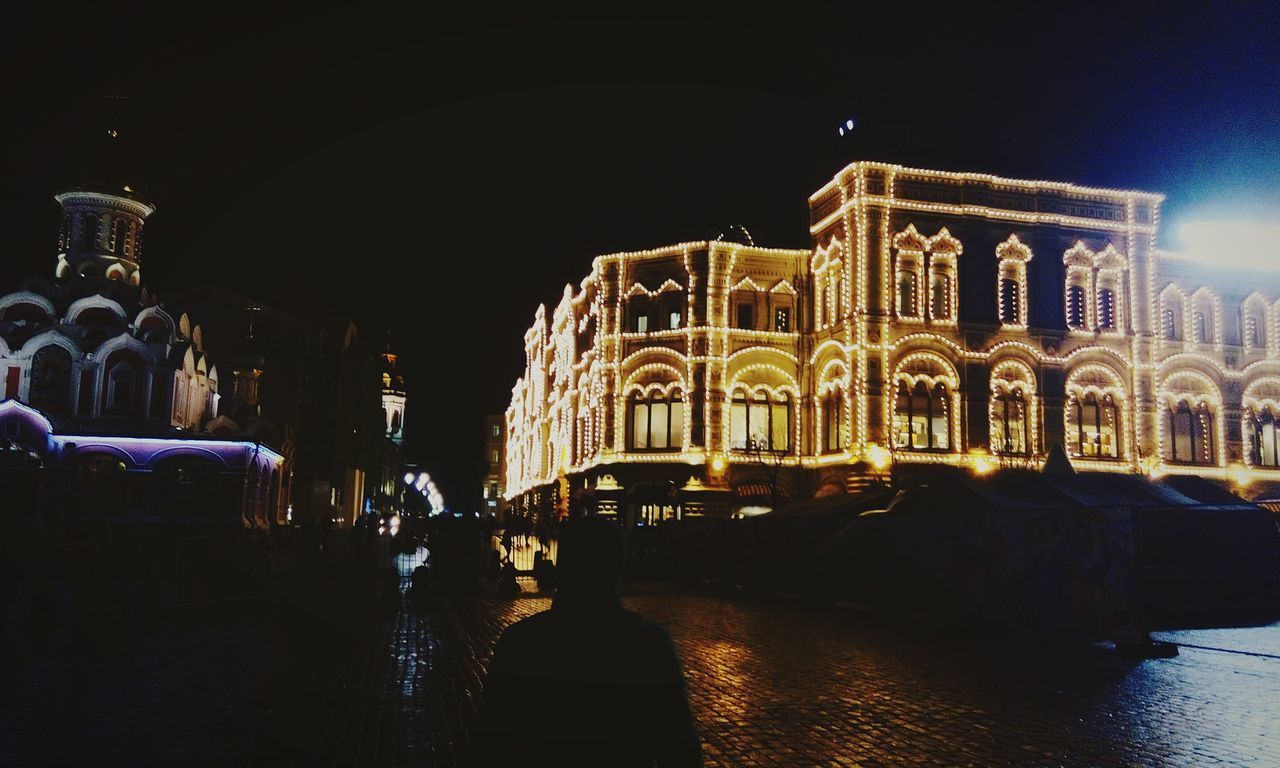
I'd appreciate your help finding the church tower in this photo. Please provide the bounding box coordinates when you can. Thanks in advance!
[381,335,406,445]
[54,96,155,285]
[54,187,153,285]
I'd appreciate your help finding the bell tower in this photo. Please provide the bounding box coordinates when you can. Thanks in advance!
[54,93,154,285]
[54,186,153,284]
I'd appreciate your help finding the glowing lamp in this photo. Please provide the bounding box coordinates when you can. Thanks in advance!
[866,444,891,471]
[973,457,996,476]
[404,472,415,485]
[710,456,726,472]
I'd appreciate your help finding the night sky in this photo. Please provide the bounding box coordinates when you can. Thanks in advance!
[3,5,1278,502]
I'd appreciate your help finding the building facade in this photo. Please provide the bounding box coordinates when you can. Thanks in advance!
[0,183,285,528]
[483,414,507,517]
[504,161,1280,520]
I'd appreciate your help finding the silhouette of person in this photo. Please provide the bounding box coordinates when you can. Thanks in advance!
[470,517,701,767]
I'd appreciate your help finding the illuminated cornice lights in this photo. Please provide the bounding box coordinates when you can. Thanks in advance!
[1178,221,1280,271]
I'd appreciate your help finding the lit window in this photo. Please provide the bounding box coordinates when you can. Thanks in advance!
[929,269,952,321]
[1250,408,1279,467]
[1066,285,1088,329]
[636,314,649,333]
[774,307,790,332]
[669,311,681,329]
[1067,392,1120,459]
[991,389,1029,455]
[729,389,790,452]
[821,391,842,453]
[895,267,919,318]
[1097,288,1116,330]
[999,278,1021,325]
[892,380,950,451]
[1165,401,1215,465]
[628,391,683,450]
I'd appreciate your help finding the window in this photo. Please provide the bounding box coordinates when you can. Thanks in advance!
[774,307,790,332]
[821,391,842,453]
[491,424,501,437]
[668,311,681,330]
[107,362,136,412]
[30,345,72,417]
[1097,289,1116,330]
[892,380,951,451]
[630,297,651,332]
[113,220,129,257]
[490,449,499,464]
[1161,306,1181,340]
[628,391,683,451]
[636,314,649,332]
[80,214,99,250]
[991,389,1029,455]
[1166,401,1214,465]
[895,268,918,318]
[999,278,1020,325]
[929,270,952,320]
[1192,312,1207,343]
[1245,315,1261,348]
[729,390,790,452]
[1250,408,1279,467]
[1067,392,1120,459]
[1066,285,1087,329]
[736,302,754,330]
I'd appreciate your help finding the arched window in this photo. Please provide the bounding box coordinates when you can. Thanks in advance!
[895,268,918,318]
[1242,297,1268,351]
[1097,288,1117,331]
[628,390,684,450]
[999,278,1020,325]
[29,345,73,417]
[1192,312,1208,343]
[1066,285,1088,329]
[80,214,99,251]
[105,360,137,414]
[1190,290,1216,345]
[729,389,790,452]
[112,219,130,258]
[1165,400,1215,465]
[1245,315,1262,349]
[820,389,843,453]
[929,268,952,321]
[991,388,1029,455]
[1251,408,1279,467]
[893,380,951,451]
[390,409,402,435]
[1161,307,1179,339]
[1067,391,1120,459]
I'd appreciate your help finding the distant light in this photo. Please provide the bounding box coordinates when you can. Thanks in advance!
[866,444,891,471]
[1179,221,1280,270]
[846,119,854,130]
[973,457,997,476]
[404,472,415,484]
[711,456,726,472]
[838,126,845,137]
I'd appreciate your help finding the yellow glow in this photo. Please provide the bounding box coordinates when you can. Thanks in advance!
[973,457,997,476]
[867,444,891,471]
[711,456,726,472]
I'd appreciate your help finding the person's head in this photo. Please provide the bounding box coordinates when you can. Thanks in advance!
[554,516,626,599]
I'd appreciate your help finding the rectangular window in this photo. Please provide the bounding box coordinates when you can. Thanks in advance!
[770,402,789,451]
[669,399,684,449]
[636,314,649,333]
[650,400,669,449]
[730,399,748,450]
[669,311,681,330]
[632,401,649,449]
[490,449,499,463]
[491,424,500,437]
[737,303,754,330]
[774,308,790,332]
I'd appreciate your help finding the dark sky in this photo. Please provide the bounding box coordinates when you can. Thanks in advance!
[3,4,1278,503]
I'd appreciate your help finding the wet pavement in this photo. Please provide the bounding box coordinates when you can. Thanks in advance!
[3,578,1279,767]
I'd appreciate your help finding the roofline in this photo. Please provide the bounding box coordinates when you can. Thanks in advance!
[809,161,1166,203]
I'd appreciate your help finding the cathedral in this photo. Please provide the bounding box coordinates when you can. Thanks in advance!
[0,179,285,529]
[503,161,1280,521]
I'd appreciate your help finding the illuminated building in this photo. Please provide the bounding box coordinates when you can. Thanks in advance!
[483,414,507,517]
[504,161,1280,520]
[0,179,284,528]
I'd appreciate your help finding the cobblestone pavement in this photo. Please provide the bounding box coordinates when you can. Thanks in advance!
[4,580,1279,766]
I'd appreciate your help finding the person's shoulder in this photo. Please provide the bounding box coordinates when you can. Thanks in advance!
[617,609,678,647]
[495,609,557,644]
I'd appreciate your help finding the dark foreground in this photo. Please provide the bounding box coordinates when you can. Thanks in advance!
[2,565,1278,767]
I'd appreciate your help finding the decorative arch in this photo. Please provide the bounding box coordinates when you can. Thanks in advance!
[1158,284,1188,341]
[1157,369,1223,467]
[1064,363,1127,461]
[989,359,1038,456]
[0,291,55,323]
[996,234,1033,327]
[891,351,960,452]
[65,294,126,325]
